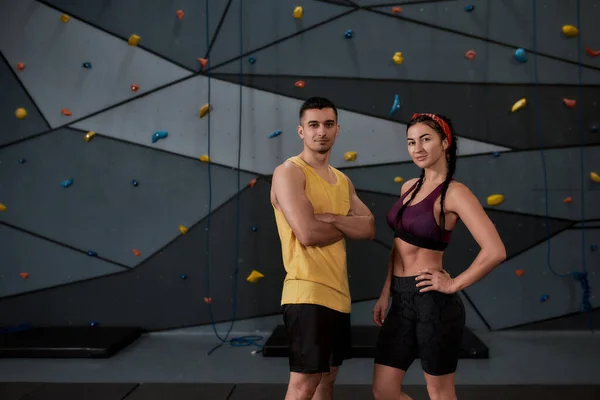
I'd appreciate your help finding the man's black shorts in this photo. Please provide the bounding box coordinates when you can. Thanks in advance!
[282,303,352,374]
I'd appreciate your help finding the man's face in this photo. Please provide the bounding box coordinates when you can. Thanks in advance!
[297,108,339,154]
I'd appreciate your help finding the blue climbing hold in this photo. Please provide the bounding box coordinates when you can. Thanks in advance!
[344,29,353,39]
[540,294,549,302]
[18,158,26,164]
[492,152,500,157]
[591,244,598,252]
[591,124,598,134]
[248,56,256,64]
[388,94,400,116]
[514,48,527,63]
[88,250,97,257]
[464,4,475,12]
[180,274,187,280]
[152,131,168,143]
[251,225,258,232]
[89,321,98,327]
[132,180,139,187]
[269,129,282,138]
[61,178,73,188]
[82,62,92,69]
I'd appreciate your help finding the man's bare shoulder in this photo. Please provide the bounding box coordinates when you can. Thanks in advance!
[273,160,304,182]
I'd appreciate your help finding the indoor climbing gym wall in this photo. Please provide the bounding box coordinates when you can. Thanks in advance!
[0,0,599,333]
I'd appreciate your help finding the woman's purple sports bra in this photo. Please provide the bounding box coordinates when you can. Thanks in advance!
[385,180,454,251]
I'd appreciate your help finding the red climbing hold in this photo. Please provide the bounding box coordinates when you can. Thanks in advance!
[563,196,573,204]
[392,6,402,13]
[61,108,72,116]
[133,249,141,256]
[131,84,139,92]
[16,62,25,71]
[197,58,208,69]
[204,297,212,304]
[586,47,600,57]
[20,272,29,279]
[294,80,305,88]
[465,50,476,60]
[515,269,525,277]
[563,98,576,108]
[249,178,257,188]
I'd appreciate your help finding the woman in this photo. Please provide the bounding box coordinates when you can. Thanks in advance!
[372,113,506,400]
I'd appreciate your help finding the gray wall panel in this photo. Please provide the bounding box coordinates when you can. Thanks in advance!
[463,228,600,329]
[0,55,49,146]
[212,9,600,84]
[212,75,600,150]
[0,128,256,268]
[375,0,600,69]
[210,0,353,67]
[0,0,192,128]
[0,224,125,297]
[41,0,228,71]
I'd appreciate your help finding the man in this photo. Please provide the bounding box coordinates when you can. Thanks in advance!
[270,97,376,400]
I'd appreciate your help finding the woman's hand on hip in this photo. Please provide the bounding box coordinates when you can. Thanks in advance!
[415,268,457,294]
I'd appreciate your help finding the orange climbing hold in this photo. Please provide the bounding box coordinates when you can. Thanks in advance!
[204,297,212,304]
[563,98,576,108]
[563,196,573,204]
[515,269,525,277]
[249,178,257,188]
[16,62,25,71]
[294,80,305,88]
[197,58,208,69]
[133,249,141,256]
[586,47,600,57]
[61,108,72,116]
[20,272,29,279]
[176,10,184,20]
[131,84,139,92]
[392,6,402,13]
[465,50,476,60]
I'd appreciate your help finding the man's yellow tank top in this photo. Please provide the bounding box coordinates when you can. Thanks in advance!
[273,156,351,314]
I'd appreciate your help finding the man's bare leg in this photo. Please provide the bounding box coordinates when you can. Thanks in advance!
[313,366,338,400]
[285,371,322,400]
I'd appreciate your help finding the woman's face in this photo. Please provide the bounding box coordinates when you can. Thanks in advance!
[406,122,448,169]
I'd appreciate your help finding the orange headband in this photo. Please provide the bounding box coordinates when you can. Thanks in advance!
[410,113,452,146]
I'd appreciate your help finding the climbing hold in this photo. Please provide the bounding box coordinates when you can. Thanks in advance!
[251,225,258,232]
[563,196,573,204]
[465,50,476,60]
[16,62,25,71]
[389,94,400,116]
[84,131,96,142]
[249,178,257,188]
[19,158,26,164]
[586,47,600,57]
[61,178,73,188]
[89,321,98,327]
[130,84,139,92]
[515,269,525,277]
[269,129,282,138]
[392,52,404,65]
[591,125,598,134]
[293,6,303,18]
[590,244,598,252]
[248,56,256,64]
[392,6,402,13]
[132,180,139,187]
[197,58,208,69]
[511,98,526,112]
[176,9,184,20]
[179,225,188,234]
[0,203,6,212]
[128,34,140,46]
[82,62,92,69]
[20,272,29,279]
[394,176,404,184]
[199,154,210,163]
[486,194,504,206]
[61,108,72,116]
[540,294,549,302]
[561,25,578,37]
[590,172,600,183]
[464,4,475,12]
[152,131,168,143]
[563,98,576,108]
[246,269,265,283]
[60,14,70,23]
[492,151,500,157]
[181,274,188,280]
[15,108,27,119]
[87,251,97,257]
[199,104,211,118]
[294,80,305,88]
[204,297,212,304]
[344,151,357,161]
[344,29,353,39]
[514,48,527,63]
[133,249,141,256]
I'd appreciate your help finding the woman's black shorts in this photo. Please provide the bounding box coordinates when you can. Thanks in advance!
[374,275,466,376]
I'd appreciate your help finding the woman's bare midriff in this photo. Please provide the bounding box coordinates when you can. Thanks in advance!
[391,237,444,277]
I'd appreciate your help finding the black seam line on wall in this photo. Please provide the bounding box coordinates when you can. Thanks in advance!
[0,72,198,151]
[205,0,234,58]
[65,127,263,177]
[497,306,600,331]
[364,7,600,73]
[315,0,359,7]
[35,0,196,73]
[207,8,359,71]
[364,0,458,8]
[0,51,52,130]
[225,384,237,400]
[567,226,600,230]
[0,220,132,270]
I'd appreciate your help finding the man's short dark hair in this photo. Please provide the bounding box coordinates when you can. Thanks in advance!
[299,97,338,122]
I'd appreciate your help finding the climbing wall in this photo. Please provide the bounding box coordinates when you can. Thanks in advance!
[0,0,598,332]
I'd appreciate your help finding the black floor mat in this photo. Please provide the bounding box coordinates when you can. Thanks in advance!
[19,383,138,400]
[123,383,235,400]
[0,383,43,400]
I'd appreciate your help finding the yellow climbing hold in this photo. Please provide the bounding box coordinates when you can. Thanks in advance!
[562,25,578,37]
[394,176,404,183]
[199,104,211,118]
[344,151,357,161]
[84,131,96,142]
[392,52,404,65]
[0,203,6,212]
[15,108,27,119]
[246,269,265,283]
[487,194,505,206]
[60,14,70,23]
[128,34,141,46]
[590,172,600,183]
[293,6,303,18]
[179,225,188,234]
[200,154,210,163]
[511,98,526,112]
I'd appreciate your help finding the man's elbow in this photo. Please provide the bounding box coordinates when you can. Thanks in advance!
[365,217,376,240]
